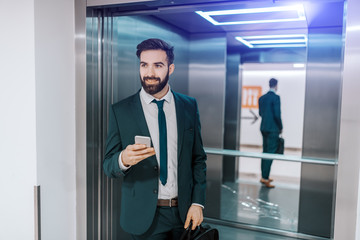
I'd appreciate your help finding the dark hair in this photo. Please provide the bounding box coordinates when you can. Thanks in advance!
[136,38,174,65]
[269,78,278,88]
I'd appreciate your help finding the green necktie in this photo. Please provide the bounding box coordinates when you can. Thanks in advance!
[153,99,167,185]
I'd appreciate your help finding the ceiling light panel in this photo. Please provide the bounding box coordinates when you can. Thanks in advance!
[195,5,306,25]
[235,34,308,48]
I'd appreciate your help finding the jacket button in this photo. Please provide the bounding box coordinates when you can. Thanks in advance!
[153,189,158,194]
[154,166,158,171]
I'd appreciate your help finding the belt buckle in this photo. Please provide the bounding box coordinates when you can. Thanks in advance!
[169,199,172,207]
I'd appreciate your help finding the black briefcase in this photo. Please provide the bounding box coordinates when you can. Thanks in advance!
[180,223,219,240]
[277,136,284,154]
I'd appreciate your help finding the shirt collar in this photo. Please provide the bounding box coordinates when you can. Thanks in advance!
[140,86,173,104]
[269,88,276,93]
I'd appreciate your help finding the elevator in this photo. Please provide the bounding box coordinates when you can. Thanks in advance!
[85,1,345,239]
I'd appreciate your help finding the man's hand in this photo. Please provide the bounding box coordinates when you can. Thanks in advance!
[184,205,203,230]
[121,144,155,167]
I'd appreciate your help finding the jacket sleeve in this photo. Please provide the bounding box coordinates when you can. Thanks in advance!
[274,96,283,131]
[103,105,126,178]
[191,100,207,206]
[258,97,263,117]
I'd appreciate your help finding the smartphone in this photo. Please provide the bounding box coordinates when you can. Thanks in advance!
[135,135,151,147]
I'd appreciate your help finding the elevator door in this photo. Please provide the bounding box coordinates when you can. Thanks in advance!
[86,1,344,239]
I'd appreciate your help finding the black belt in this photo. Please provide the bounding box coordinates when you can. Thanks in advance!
[157,198,178,207]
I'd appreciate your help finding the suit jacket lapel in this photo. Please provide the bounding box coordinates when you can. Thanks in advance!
[173,91,185,163]
[130,91,151,138]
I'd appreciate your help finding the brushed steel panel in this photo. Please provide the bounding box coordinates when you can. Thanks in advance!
[298,164,336,237]
[86,9,101,240]
[188,33,226,148]
[299,2,345,238]
[188,33,226,218]
[204,155,223,218]
[223,50,241,182]
[302,26,343,160]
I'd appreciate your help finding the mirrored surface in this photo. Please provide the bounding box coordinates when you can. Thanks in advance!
[221,174,299,232]
[223,157,300,232]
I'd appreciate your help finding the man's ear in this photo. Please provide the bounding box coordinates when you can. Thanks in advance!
[169,64,175,75]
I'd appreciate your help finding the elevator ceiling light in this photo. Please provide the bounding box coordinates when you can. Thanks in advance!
[195,5,306,25]
[347,25,360,32]
[293,63,305,68]
[235,34,307,48]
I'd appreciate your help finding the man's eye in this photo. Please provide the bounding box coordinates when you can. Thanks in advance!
[155,64,162,68]
[140,64,147,67]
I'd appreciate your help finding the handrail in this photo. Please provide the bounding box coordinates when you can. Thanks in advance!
[204,147,337,166]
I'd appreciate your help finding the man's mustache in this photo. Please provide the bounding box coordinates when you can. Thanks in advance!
[143,76,161,81]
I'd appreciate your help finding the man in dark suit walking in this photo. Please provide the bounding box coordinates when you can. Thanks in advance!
[103,38,207,239]
[258,78,283,188]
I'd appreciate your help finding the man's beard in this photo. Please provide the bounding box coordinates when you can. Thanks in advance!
[140,70,169,95]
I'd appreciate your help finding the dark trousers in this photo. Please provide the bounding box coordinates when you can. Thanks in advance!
[132,207,184,240]
[261,131,279,179]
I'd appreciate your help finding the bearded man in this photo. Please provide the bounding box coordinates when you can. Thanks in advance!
[103,38,207,240]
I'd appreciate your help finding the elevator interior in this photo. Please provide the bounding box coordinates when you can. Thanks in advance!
[86,0,345,239]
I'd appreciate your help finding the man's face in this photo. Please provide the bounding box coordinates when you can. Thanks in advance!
[139,50,174,95]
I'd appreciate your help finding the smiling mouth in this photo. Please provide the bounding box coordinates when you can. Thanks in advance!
[144,78,160,84]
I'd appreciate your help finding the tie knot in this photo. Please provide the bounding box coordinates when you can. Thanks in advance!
[153,99,165,110]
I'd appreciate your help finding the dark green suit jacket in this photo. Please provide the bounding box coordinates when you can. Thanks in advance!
[258,91,283,132]
[103,90,207,235]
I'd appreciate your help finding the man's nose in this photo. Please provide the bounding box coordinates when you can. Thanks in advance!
[147,66,155,75]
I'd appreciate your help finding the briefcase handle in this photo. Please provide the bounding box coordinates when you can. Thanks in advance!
[180,221,219,240]
[180,222,199,240]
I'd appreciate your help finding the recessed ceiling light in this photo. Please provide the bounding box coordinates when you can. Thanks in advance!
[293,63,305,68]
[235,34,308,48]
[347,25,360,32]
[195,5,306,25]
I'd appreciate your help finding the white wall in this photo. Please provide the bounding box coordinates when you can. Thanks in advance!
[0,1,76,239]
[333,0,360,238]
[240,63,306,149]
[0,1,37,239]
[34,1,76,239]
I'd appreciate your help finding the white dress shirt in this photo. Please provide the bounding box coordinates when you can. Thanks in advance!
[119,87,178,200]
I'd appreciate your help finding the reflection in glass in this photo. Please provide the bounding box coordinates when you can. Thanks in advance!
[221,164,299,232]
[235,62,305,232]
